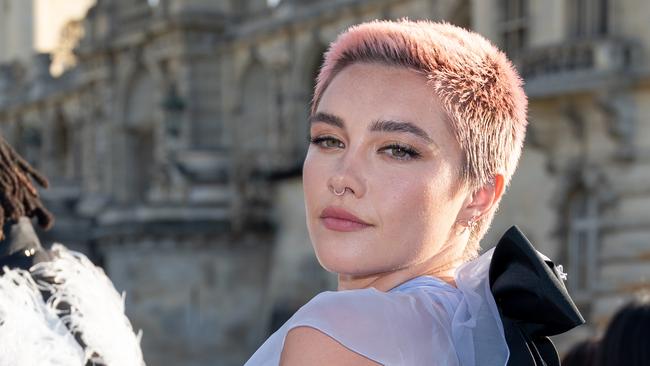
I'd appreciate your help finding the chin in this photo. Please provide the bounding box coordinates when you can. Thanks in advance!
[312,244,396,278]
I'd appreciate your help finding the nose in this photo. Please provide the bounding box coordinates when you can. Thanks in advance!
[327,149,367,198]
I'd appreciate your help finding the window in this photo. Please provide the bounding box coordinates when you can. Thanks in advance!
[566,190,601,298]
[499,0,528,59]
[567,0,609,39]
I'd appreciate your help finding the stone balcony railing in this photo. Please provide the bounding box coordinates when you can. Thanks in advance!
[517,38,641,98]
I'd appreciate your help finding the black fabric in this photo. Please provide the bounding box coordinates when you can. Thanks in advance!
[489,226,585,366]
[0,217,51,271]
[0,251,36,272]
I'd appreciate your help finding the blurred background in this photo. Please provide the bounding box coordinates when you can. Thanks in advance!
[1,0,649,365]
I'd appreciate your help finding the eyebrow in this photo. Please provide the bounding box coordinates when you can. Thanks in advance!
[309,112,435,145]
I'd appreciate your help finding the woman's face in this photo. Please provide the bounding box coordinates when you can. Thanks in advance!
[303,63,470,278]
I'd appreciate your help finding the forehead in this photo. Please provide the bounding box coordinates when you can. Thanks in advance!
[322,63,430,102]
[315,63,454,139]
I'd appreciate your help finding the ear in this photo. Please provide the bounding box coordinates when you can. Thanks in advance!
[458,174,505,222]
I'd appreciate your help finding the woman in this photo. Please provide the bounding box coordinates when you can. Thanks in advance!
[246,19,581,365]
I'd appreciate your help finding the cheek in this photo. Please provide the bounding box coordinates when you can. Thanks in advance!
[373,166,458,249]
[379,177,439,229]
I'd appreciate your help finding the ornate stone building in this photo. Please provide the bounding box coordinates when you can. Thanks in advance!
[0,0,648,364]
[475,0,650,348]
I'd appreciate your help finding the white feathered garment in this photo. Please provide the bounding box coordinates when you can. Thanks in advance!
[0,244,145,366]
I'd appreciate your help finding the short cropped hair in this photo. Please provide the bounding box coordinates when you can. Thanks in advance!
[310,20,528,257]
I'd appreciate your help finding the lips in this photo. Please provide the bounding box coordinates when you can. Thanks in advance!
[319,206,372,232]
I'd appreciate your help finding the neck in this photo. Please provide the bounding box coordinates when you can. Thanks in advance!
[336,238,467,292]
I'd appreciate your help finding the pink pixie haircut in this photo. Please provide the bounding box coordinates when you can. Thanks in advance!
[310,19,528,257]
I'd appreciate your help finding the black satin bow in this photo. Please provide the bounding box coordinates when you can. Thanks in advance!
[489,226,585,366]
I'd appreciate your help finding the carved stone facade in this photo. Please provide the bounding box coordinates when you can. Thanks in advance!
[1,0,649,364]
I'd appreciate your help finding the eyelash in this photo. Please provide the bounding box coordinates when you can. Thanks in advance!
[309,136,422,161]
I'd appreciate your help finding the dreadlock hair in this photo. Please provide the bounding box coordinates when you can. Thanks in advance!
[0,135,54,240]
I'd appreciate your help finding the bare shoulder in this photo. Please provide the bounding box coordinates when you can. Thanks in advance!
[279,326,382,366]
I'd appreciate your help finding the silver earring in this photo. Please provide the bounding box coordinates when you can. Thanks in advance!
[459,216,478,235]
[467,217,477,229]
[333,187,346,196]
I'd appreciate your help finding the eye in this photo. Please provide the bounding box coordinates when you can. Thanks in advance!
[310,136,345,149]
[379,143,421,161]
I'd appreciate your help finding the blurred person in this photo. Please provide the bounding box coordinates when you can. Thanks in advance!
[561,339,598,366]
[0,131,54,268]
[0,135,145,366]
[245,19,584,366]
[596,296,650,366]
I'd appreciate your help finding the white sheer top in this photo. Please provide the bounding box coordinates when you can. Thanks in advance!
[245,248,509,366]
